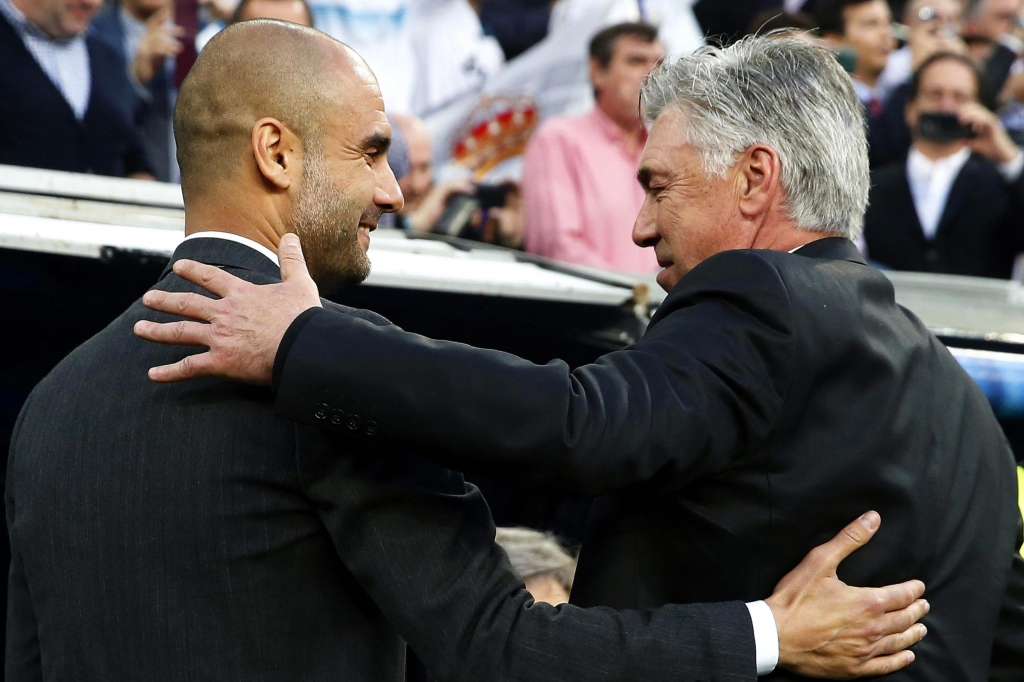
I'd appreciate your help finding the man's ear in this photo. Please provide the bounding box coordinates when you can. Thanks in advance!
[251,117,300,191]
[737,145,782,220]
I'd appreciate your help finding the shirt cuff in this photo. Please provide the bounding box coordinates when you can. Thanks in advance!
[746,600,780,676]
[998,149,1024,183]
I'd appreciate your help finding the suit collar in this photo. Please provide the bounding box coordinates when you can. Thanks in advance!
[791,237,867,265]
[161,236,282,283]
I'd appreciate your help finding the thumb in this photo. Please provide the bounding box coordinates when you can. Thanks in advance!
[278,233,314,284]
[818,511,881,573]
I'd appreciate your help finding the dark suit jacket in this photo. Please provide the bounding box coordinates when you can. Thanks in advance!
[864,155,1024,279]
[0,12,151,177]
[6,237,757,682]
[90,5,176,182]
[272,237,1024,681]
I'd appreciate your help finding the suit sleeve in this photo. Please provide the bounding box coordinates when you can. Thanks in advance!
[295,431,756,682]
[275,251,794,496]
[990,503,1024,681]
[5,400,42,682]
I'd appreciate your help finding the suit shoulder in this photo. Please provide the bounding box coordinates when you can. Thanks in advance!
[657,249,792,320]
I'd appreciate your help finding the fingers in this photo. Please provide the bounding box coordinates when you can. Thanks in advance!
[854,650,916,678]
[863,597,929,641]
[141,289,221,322]
[811,511,882,573]
[278,234,314,285]
[134,319,211,347]
[147,352,217,383]
[171,259,245,298]
[872,622,928,657]
[870,580,926,615]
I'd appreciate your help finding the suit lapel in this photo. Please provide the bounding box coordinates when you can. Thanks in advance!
[933,157,974,241]
[0,14,82,126]
[893,167,931,246]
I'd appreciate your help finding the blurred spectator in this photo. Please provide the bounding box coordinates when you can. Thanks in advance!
[747,9,819,36]
[195,0,312,52]
[0,0,154,177]
[520,22,662,272]
[92,0,183,182]
[964,0,1024,102]
[476,0,551,60]
[392,114,475,233]
[864,52,1024,277]
[818,0,898,111]
[408,0,504,116]
[879,0,967,93]
[494,527,576,605]
[387,114,523,246]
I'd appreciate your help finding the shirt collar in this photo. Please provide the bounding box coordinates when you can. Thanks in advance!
[181,231,281,266]
[907,145,971,178]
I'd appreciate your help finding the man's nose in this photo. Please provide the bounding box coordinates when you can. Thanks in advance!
[375,161,405,214]
[632,199,659,248]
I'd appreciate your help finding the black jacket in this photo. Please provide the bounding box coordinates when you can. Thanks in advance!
[0,12,151,177]
[864,154,1024,279]
[273,237,1024,681]
[6,237,756,682]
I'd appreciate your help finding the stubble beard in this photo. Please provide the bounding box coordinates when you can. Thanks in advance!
[288,152,373,295]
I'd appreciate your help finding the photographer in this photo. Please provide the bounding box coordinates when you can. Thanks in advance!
[863,51,1024,278]
[389,113,523,248]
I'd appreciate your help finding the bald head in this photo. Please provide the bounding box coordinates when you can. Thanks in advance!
[174,20,367,200]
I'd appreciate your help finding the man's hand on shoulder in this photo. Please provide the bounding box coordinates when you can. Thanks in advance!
[768,511,929,679]
[133,233,322,384]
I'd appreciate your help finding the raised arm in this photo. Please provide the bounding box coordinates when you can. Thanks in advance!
[135,244,793,496]
[273,249,794,496]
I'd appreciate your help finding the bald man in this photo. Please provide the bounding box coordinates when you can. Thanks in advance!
[7,21,927,682]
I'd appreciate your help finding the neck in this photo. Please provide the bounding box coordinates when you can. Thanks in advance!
[749,212,828,252]
[596,100,646,152]
[183,197,282,255]
[855,70,881,89]
[913,139,966,161]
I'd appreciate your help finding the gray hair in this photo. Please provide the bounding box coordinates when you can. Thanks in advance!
[641,34,870,240]
[495,527,576,591]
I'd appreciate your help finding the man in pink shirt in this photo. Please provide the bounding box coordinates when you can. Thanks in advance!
[521,22,665,272]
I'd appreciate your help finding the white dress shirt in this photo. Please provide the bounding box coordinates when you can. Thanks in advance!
[0,0,90,120]
[906,146,971,240]
[180,229,781,675]
[906,147,1024,240]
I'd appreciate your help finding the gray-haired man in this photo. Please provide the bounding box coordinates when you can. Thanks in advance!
[136,35,1024,679]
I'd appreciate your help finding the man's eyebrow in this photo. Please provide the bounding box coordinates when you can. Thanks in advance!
[637,166,653,189]
[361,132,391,154]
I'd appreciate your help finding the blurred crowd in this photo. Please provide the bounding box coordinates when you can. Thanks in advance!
[2,0,1024,280]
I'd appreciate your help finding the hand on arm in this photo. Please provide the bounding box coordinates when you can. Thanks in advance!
[768,511,928,679]
[134,233,321,384]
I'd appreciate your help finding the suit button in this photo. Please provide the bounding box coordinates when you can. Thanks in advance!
[330,409,346,426]
[364,421,378,437]
[346,415,362,431]
[314,403,329,421]
[925,248,939,264]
